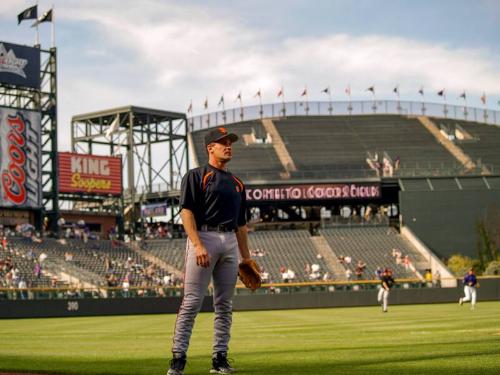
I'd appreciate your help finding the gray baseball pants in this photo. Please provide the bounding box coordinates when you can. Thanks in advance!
[172,231,239,355]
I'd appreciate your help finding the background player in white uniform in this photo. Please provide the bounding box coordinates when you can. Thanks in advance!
[459,268,478,310]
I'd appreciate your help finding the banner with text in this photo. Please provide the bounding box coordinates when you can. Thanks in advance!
[141,202,168,217]
[0,106,42,208]
[0,41,40,89]
[246,182,381,201]
[58,153,122,196]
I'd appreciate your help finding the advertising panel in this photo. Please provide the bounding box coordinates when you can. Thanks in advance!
[246,182,381,202]
[58,153,122,196]
[141,202,168,217]
[0,106,42,208]
[0,41,40,89]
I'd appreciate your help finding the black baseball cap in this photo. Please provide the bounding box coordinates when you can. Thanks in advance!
[204,127,238,146]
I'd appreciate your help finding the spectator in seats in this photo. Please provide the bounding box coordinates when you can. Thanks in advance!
[122,277,130,298]
[338,256,345,265]
[316,253,323,260]
[424,269,433,287]
[39,252,47,263]
[433,270,441,288]
[344,256,352,265]
[163,274,172,286]
[375,267,383,280]
[287,269,295,282]
[1,236,7,251]
[345,269,352,281]
[18,278,27,300]
[403,255,411,270]
[51,275,58,288]
[34,262,42,279]
[309,263,321,280]
[305,263,311,274]
[322,272,331,281]
[261,270,269,283]
[355,260,366,279]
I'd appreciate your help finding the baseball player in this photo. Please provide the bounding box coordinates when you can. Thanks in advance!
[459,268,478,310]
[377,268,395,313]
[167,127,251,375]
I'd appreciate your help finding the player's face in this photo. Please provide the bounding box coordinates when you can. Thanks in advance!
[208,138,233,162]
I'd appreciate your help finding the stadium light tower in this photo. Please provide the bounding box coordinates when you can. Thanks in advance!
[71,106,188,234]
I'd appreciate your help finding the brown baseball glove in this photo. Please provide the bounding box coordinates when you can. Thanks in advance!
[238,259,262,291]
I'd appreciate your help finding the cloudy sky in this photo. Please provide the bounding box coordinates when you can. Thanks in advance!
[1,0,500,151]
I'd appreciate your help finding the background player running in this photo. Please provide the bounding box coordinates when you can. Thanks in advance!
[377,268,395,313]
[459,268,478,310]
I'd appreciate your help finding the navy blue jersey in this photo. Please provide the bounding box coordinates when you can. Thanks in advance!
[381,275,395,289]
[180,164,246,229]
[463,274,477,287]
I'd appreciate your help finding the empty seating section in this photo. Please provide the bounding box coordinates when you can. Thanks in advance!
[320,227,428,279]
[191,120,283,179]
[273,116,367,172]
[435,118,500,173]
[143,239,186,271]
[273,115,460,178]
[247,230,331,282]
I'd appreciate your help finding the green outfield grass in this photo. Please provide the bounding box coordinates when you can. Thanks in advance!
[0,301,499,374]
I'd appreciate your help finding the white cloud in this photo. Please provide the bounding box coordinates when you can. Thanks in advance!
[34,0,500,149]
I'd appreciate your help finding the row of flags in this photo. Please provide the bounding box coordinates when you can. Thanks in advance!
[17,5,53,27]
[188,86,491,113]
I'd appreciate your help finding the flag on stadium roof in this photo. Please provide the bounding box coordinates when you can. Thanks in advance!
[236,92,242,102]
[459,91,466,100]
[218,95,224,106]
[187,101,193,113]
[393,86,399,94]
[204,98,208,110]
[254,89,261,98]
[277,87,284,97]
[418,87,424,96]
[480,93,486,105]
[31,8,53,27]
[366,86,375,94]
[105,115,120,138]
[437,89,445,97]
[345,86,351,96]
[322,87,330,94]
[17,5,37,25]
[301,87,307,96]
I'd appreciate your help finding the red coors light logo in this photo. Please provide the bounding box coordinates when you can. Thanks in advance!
[1,114,27,205]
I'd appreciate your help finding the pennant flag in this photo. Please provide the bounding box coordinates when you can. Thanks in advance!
[301,88,307,97]
[437,89,445,97]
[236,92,242,101]
[105,115,120,138]
[322,87,330,94]
[31,8,53,27]
[18,5,37,25]
[218,95,224,106]
[187,101,193,113]
[366,86,375,93]
[459,91,466,100]
[393,86,399,94]
[345,86,351,96]
[277,87,284,97]
[418,87,424,96]
[480,93,486,105]
[204,98,208,110]
[254,89,261,98]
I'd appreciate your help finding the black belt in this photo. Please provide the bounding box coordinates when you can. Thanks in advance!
[198,224,236,233]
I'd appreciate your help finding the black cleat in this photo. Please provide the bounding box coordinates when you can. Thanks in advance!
[210,352,235,374]
[167,353,186,375]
